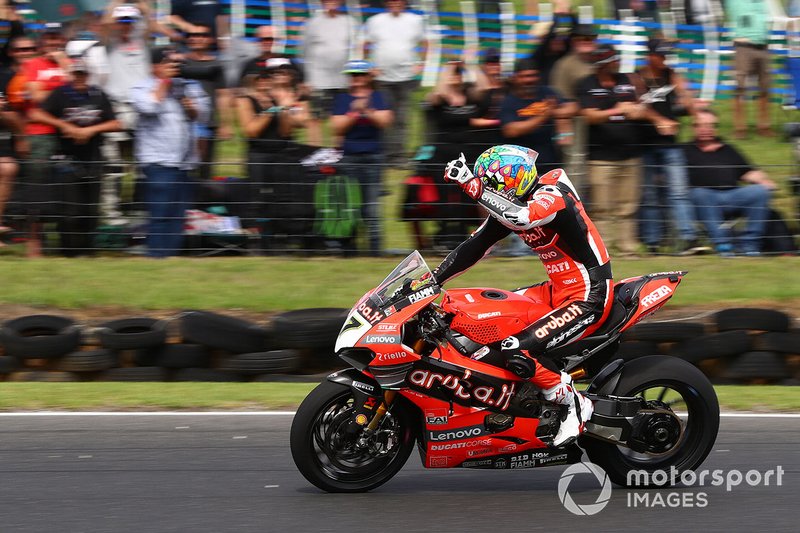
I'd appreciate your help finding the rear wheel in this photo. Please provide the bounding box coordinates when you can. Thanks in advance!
[581,355,719,486]
[290,380,416,493]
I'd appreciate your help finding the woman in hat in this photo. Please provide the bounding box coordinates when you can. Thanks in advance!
[236,58,309,234]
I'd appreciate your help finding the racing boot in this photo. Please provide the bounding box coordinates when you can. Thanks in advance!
[542,372,594,447]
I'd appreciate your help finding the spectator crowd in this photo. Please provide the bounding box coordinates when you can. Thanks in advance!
[0,0,795,258]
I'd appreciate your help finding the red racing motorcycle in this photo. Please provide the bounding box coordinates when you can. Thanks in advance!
[290,252,719,492]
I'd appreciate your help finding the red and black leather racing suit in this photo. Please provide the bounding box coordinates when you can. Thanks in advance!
[432,169,614,389]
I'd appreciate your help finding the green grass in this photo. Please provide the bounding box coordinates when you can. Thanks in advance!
[0,255,797,312]
[0,383,315,411]
[0,383,796,412]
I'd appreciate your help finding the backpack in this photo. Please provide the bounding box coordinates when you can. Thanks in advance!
[313,173,362,240]
[761,208,798,254]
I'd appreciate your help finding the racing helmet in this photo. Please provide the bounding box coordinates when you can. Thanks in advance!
[473,144,540,199]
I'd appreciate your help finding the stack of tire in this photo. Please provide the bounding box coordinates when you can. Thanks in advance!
[0,309,348,382]
[619,308,799,384]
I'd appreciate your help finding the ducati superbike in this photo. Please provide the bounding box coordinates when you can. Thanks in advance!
[290,252,720,492]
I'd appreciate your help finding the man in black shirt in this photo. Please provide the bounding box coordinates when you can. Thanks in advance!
[30,59,121,256]
[500,57,576,175]
[576,44,673,256]
[683,109,775,256]
[180,23,233,182]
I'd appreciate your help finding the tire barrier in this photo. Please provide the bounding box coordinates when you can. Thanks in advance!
[0,307,797,383]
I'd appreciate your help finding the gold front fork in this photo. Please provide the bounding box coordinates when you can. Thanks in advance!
[367,390,397,431]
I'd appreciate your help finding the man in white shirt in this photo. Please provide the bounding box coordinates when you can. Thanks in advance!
[364,0,426,165]
[303,0,358,146]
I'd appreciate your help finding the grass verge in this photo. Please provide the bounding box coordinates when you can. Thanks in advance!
[0,383,796,412]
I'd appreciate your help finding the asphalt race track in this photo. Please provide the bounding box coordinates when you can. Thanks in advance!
[0,413,796,532]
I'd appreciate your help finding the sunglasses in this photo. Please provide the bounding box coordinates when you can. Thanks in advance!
[13,46,36,52]
[259,37,274,42]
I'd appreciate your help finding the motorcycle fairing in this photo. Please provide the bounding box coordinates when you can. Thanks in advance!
[441,288,553,345]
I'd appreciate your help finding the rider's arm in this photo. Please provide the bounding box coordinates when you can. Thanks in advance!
[433,216,510,285]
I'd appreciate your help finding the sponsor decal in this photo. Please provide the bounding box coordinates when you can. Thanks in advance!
[363,397,378,410]
[431,439,492,451]
[534,304,584,339]
[641,285,673,308]
[376,323,399,332]
[425,408,448,425]
[429,456,449,467]
[500,444,517,452]
[364,334,401,344]
[544,314,595,349]
[509,452,569,469]
[512,452,551,461]
[480,190,510,212]
[500,337,520,350]
[352,381,376,393]
[409,369,516,411]
[385,305,396,316]
[355,414,368,425]
[545,260,571,274]
[375,350,411,362]
[494,458,508,469]
[467,179,481,198]
[357,302,385,325]
[462,459,493,468]
[409,286,436,304]
[477,311,501,320]
[535,198,553,209]
[429,424,486,442]
[519,226,555,248]
[467,448,493,457]
[540,453,569,464]
[470,346,491,361]
[563,277,578,285]
[538,249,561,261]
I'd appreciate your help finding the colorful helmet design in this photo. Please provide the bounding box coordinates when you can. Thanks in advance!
[473,144,540,199]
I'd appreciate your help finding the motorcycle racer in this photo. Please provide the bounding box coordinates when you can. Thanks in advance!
[433,144,613,446]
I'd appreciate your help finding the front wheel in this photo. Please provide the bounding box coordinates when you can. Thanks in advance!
[581,355,720,487]
[290,380,416,493]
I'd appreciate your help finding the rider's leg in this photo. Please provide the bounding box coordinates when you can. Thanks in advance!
[502,281,613,446]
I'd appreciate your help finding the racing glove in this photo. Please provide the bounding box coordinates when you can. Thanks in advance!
[444,153,483,200]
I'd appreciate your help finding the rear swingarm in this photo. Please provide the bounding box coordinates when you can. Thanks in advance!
[582,394,683,454]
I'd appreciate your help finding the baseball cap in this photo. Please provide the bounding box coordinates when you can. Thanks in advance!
[482,47,501,64]
[572,24,598,38]
[591,44,619,65]
[69,58,89,73]
[513,57,539,73]
[342,59,373,75]
[266,57,293,70]
[113,4,141,22]
[150,46,177,64]
[647,38,674,56]
[43,22,63,34]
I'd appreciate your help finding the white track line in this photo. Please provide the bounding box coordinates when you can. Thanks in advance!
[0,411,797,417]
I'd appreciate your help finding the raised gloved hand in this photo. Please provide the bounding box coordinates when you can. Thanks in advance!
[444,153,483,199]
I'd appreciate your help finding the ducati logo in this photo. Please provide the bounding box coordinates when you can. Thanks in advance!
[500,337,520,351]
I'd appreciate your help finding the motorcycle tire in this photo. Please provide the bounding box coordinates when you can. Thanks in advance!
[290,380,416,493]
[580,355,719,487]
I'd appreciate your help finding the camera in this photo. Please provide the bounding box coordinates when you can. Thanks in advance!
[171,78,186,100]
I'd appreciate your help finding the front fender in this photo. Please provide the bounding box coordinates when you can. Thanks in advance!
[327,368,381,396]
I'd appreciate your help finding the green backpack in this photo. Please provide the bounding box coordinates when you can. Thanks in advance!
[313,174,362,240]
